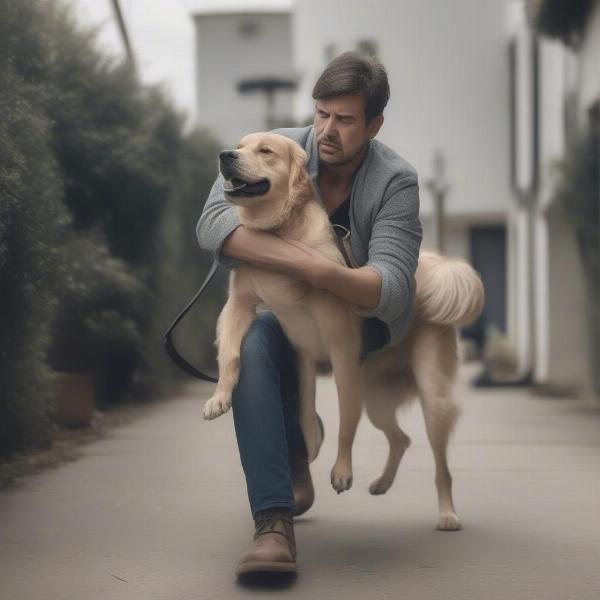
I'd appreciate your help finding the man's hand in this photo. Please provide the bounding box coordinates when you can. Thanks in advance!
[284,238,337,289]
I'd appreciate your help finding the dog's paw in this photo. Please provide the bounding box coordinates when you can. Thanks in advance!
[436,512,462,531]
[202,394,231,420]
[330,461,353,494]
[368,476,391,496]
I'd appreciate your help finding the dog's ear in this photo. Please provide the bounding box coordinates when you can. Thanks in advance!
[288,144,313,208]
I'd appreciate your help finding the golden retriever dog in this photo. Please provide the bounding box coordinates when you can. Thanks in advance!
[202,132,484,531]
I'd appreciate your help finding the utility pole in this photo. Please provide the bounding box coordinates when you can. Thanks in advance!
[110,0,136,71]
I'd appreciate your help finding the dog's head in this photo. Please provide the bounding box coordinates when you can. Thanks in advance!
[219,132,313,230]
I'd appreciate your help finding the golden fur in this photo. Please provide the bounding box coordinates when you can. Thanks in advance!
[203,132,484,530]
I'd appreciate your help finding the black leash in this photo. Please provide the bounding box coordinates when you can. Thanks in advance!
[163,259,219,382]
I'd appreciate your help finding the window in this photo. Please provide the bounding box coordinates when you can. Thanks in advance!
[239,19,260,38]
[357,39,378,57]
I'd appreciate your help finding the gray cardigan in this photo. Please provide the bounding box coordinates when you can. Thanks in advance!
[196,125,422,344]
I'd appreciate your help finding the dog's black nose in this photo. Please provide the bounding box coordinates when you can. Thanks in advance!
[219,150,238,163]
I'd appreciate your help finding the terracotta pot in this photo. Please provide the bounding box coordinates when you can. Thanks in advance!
[51,372,96,428]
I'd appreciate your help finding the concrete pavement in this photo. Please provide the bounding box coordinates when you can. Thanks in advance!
[1,364,599,599]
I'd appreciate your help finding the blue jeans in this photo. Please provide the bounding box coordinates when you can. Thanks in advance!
[232,311,305,518]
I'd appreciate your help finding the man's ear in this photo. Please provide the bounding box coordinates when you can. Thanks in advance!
[288,145,312,208]
[368,114,384,139]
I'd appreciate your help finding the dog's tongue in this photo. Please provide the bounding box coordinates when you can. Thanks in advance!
[223,178,247,192]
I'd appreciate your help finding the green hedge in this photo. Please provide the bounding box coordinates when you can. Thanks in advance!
[46,230,149,406]
[0,62,66,454]
[0,0,226,456]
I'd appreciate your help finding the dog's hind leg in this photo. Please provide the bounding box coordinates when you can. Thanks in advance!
[412,326,462,531]
[365,394,411,495]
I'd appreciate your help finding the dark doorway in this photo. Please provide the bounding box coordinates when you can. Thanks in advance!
[466,225,507,349]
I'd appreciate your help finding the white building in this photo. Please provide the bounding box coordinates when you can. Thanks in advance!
[188,0,295,146]
[507,0,598,396]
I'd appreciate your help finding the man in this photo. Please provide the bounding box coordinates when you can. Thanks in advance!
[196,51,422,577]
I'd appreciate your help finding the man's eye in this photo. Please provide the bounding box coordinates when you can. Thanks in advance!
[259,148,272,154]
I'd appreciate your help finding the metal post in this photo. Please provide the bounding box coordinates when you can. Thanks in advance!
[426,148,449,253]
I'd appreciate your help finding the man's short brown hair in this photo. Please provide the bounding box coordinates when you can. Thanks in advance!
[312,51,390,123]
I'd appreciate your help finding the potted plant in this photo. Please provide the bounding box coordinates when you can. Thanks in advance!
[47,231,148,422]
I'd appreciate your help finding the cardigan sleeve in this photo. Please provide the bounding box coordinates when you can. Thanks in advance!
[359,176,422,323]
[195,172,242,270]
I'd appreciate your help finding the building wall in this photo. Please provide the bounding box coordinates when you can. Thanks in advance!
[193,12,294,146]
[532,38,567,381]
[546,213,592,390]
[292,0,512,221]
[511,206,533,373]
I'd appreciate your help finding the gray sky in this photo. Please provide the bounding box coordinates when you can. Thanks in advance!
[68,0,196,124]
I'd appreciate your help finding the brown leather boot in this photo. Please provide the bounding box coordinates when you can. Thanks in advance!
[290,413,323,517]
[235,509,297,576]
[290,449,314,517]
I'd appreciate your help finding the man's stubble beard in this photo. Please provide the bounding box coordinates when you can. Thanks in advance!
[318,140,368,167]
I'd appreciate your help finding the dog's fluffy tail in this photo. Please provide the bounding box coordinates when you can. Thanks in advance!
[415,250,485,327]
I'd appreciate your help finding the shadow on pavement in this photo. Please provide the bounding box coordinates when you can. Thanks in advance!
[236,571,298,590]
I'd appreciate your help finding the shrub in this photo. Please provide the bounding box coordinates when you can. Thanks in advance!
[532,0,594,46]
[46,230,149,407]
[0,0,227,457]
[4,0,183,402]
[0,62,66,456]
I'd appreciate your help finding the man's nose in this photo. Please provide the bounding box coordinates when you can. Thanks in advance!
[219,150,238,163]
[322,117,337,137]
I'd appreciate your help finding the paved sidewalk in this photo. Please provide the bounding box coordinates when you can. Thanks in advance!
[1,364,599,600]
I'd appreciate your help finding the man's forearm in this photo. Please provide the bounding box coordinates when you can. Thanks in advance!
[222,226,381,310]
[222,226,302,273]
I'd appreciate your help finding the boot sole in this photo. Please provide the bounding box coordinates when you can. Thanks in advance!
[236,560,297,576]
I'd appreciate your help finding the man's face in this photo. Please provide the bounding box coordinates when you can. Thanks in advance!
[313,94,383,166]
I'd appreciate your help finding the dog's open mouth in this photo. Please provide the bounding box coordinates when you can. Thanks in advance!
[223,177,270,197]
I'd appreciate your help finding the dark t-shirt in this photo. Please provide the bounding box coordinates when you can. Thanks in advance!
[327,197,390,358]
[329,196,351,230]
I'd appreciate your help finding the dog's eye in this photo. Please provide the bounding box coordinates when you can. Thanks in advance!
[259,147,273,155]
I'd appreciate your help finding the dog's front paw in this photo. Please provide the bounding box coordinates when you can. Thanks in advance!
[436,512,462,531]
[330,460,353,494]
[202,394,231,420]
